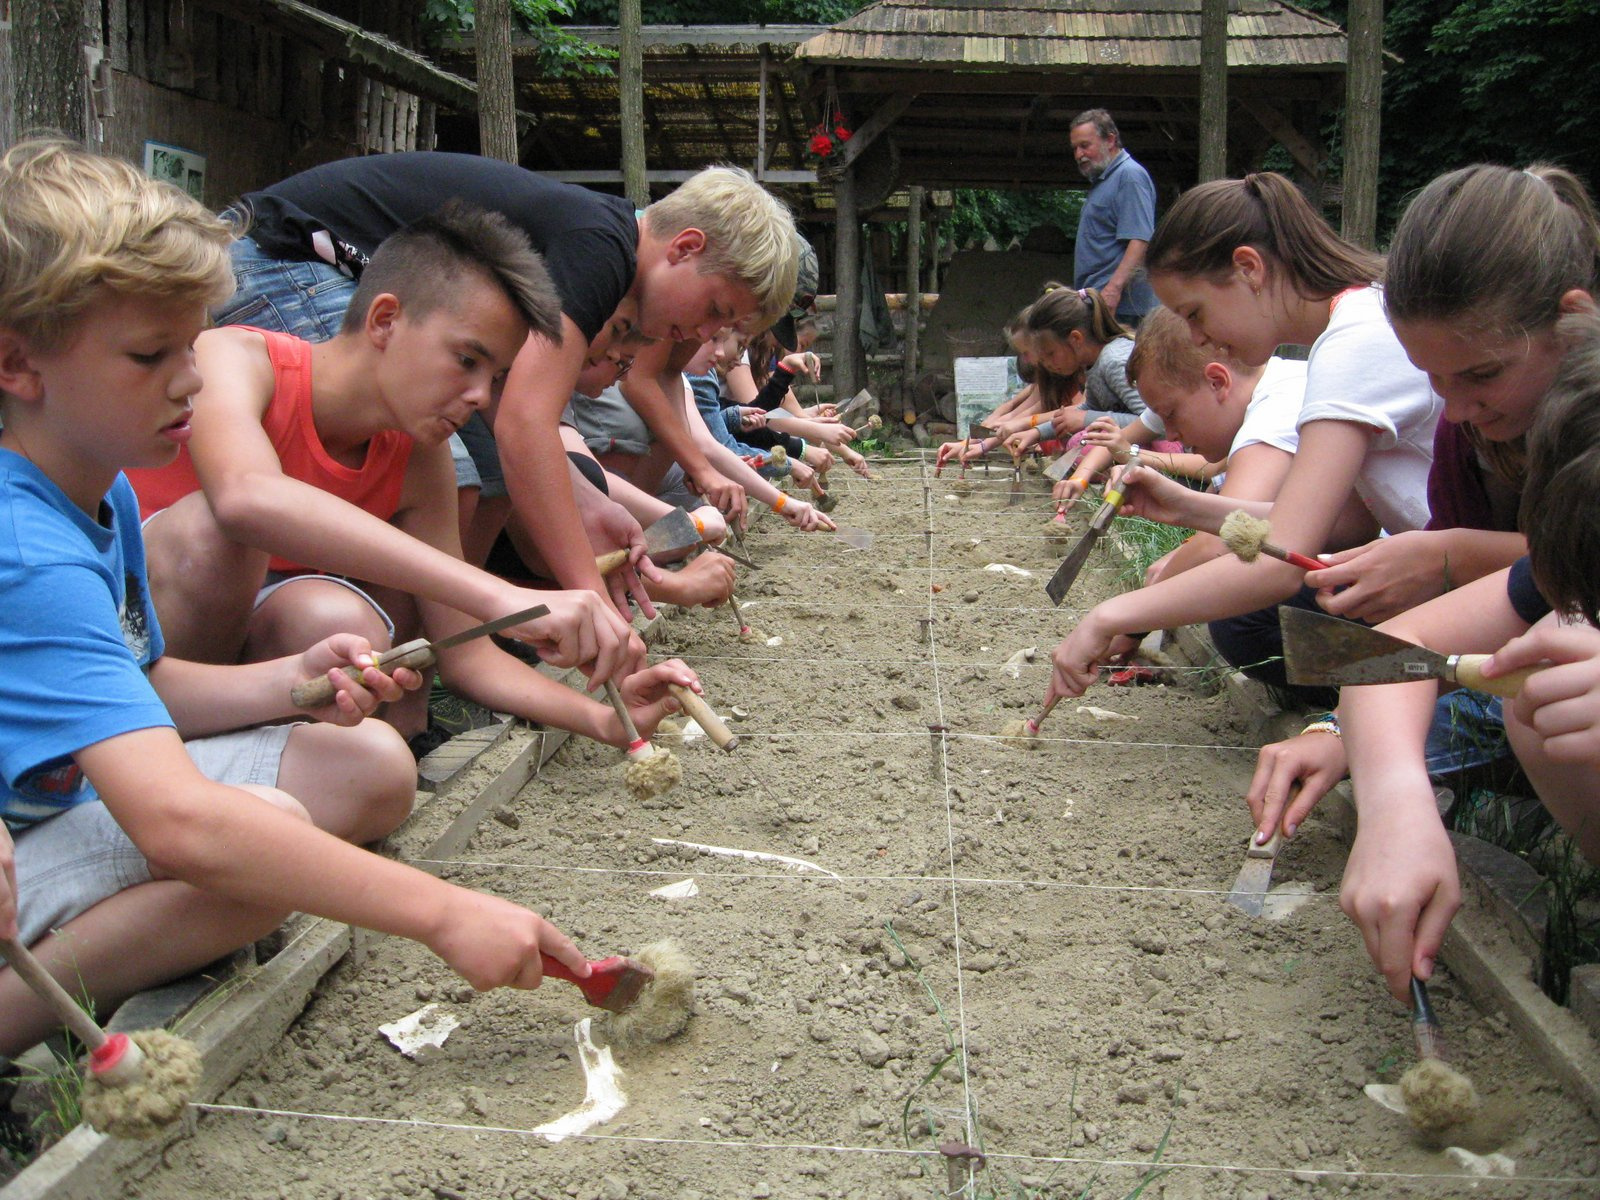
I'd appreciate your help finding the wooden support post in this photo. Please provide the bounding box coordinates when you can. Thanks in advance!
[477,0,518,164]
[834,164,864,402]
[755,48,769,179]
[619,0,648,207]
[1342,0,1383,248]
[1198,0,1228,182]
[903,185,923,400]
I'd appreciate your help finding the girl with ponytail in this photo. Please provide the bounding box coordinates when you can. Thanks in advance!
[1048,172,1439,703]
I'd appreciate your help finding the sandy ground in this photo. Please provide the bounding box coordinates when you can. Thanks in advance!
[114,461,1599,1199]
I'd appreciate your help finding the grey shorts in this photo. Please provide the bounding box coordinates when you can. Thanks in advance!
[656,464,698,511]
[9,724,297,948]
[451,413,506,499]
[564,386,653,458]
[256,571,396,641]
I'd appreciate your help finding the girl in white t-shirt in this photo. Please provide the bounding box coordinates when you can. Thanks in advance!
[1048,172,1440,701]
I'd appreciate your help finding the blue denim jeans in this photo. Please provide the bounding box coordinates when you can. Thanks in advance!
[214,236,356,341]
[1425,689,1509,776]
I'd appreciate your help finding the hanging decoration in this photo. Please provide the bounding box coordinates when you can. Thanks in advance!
[807,85,853,159]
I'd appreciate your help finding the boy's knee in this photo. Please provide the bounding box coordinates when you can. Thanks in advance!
[353,722,418,837]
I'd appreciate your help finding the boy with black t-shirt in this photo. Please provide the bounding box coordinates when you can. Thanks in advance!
[222,152,798,618]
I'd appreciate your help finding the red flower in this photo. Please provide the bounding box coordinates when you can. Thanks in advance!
[834,126,852,143]
[809,132,835,157]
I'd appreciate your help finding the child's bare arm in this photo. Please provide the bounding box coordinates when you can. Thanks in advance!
[80,729,590,987]
[624,339,745,520]
[148,634,421,735]
[1340,570,1529,1002]
[1154,443,1293,581]
[0,823,15,941]
[1307,528,1529,625]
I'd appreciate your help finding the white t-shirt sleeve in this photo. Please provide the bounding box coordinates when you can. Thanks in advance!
[1229,357,1306,457]
[1297,286,1441,534]
[1138,409,1165,437]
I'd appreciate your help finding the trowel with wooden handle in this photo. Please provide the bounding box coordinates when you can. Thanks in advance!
[1044,450,1138,606]
[291,604,550,708]
[1224,783,1299,917]
[1280,607,1544,697]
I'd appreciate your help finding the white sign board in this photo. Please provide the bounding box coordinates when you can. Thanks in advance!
[953,356,1018,438]
[144,141,206,201]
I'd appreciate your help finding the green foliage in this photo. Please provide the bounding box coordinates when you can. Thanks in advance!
[422,0,616,77]
[948,188,1085,250]
[1276,0,1600,237]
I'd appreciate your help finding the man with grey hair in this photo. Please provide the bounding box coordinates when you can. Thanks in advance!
[1070,108,1158,325]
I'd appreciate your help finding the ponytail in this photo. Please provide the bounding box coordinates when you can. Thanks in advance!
[1386,163,1600,337]
[1145,173,1383,300]
[1023,281,1132,348]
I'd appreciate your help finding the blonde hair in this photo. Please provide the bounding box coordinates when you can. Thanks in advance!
[0,138,236,350]
[644,166,798,327]
[1124,306,1211,390]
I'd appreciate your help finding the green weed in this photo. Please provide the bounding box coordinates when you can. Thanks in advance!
[885,922,1176,1199]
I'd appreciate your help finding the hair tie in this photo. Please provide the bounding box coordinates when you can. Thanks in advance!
[1042,283,1059,294]
[1077,288,1091,302]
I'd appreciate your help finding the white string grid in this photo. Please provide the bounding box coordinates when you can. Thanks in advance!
[184,458,1578,1195]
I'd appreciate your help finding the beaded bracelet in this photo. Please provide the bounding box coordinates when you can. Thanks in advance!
[1301,713,1341,738]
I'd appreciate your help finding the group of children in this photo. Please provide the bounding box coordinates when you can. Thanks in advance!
[4,130,1600,1124]
[0,140,852,1081]
[947,161,1600,1009]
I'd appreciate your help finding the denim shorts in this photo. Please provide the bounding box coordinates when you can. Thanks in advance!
[213,236,356,342]
[453,413,506,499]
[9,724,297,948]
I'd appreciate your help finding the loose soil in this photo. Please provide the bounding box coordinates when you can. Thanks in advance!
[115,463,1599,1199]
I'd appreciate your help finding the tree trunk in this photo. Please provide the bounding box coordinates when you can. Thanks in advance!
[619,0,647,207]
[476,0,517,164]
[14,0,91,143]
[1342,0,1383,247]
[1198,0,1228,182]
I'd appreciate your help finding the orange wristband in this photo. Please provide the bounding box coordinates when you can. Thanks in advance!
[1029,414,1041,429]
[773,493,788,513]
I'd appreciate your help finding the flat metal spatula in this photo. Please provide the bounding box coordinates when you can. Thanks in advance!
[1281,606,1543,697]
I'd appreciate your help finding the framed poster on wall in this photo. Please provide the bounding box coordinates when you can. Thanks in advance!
[143,141,206,201]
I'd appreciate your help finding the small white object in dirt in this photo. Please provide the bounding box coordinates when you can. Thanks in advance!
[969,537,982,545]
[379,1004,459,1058]
[679,718,706,743]
[652,837,841,879]
[1261,880,1318,921]
[984,563,1033,577]
[765,635,784,647]
[738,599,759,609]
[1001,647,1037,679]
[1445,1148,1516,1178]
[533,1018,626,1143]
[649,878,700,899]
[1076,705,1138,722]
[1365,1083,1408,1116]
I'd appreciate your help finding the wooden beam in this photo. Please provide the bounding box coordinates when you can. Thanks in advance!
[830,70,1335,103]
[620,0,648,205]
[541,169,817,184]
[834,164,863,400]
[902,184,923,403]
[1237,98,1322,178]
[191,0,480,114]
[830,92,915,171]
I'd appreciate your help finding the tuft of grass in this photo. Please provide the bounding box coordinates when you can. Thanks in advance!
[1108,511,1193,590]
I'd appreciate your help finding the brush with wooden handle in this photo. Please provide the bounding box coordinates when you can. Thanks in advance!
[667,683,739,751]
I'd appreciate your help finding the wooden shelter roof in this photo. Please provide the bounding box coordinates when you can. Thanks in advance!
[791,0,1352,191]
[440,25,827,190]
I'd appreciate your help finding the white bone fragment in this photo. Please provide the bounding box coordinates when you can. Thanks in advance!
[649,878,700,899]
[379,1004,459,1058]
[651,837,841,879]
[534,1019,626,1143]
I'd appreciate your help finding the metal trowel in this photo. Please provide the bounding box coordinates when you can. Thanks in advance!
[833,526,873,550]
[1044,451,1082,483]
[1224,784,1297,916]
[1281,607,1544,698]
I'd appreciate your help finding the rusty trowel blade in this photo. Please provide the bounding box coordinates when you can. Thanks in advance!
[1045,527,1100,606]
[836,388,877,426]
[1225,828,1283,917]
[646,508,705,557]
[1044,451,1080,482]
[1008,464,1025,506]
[1281,606,1449,688]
